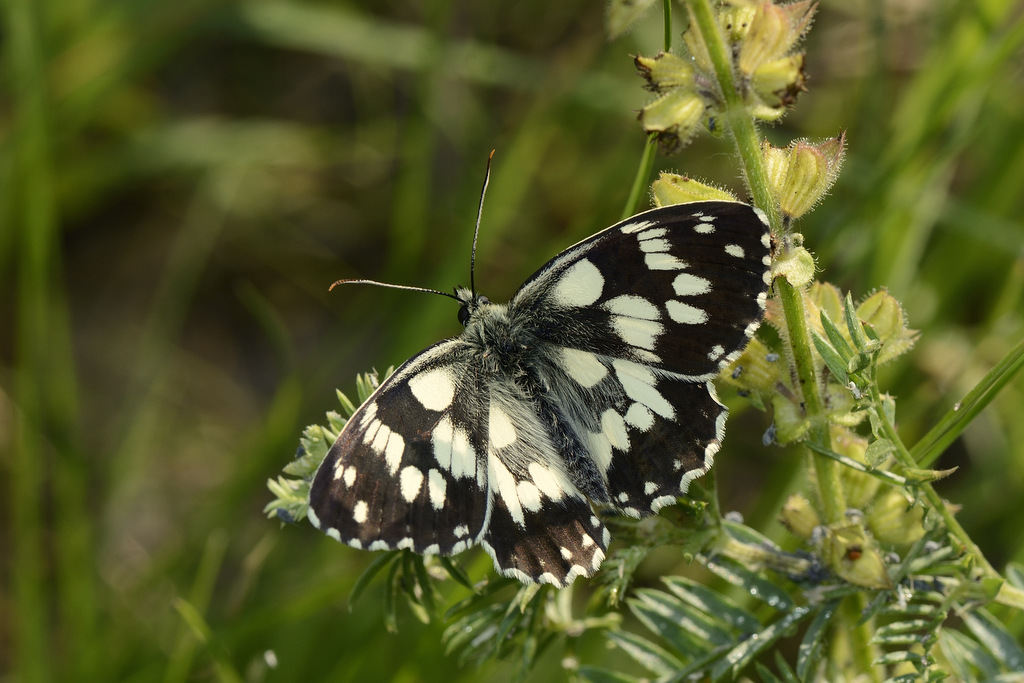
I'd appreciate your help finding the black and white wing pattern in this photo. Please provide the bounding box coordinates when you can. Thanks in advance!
[308,201,772,587]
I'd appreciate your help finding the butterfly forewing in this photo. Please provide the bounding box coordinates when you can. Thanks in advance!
[512,201,771,378]
[308,200,772,587]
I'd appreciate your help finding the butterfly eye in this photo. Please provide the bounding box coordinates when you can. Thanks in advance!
[458,305,471,326]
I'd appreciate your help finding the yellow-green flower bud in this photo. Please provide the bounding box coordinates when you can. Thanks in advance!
[738,1,816,76]
[856,289,918,365]
[822,524,893,589]
[867,489,926,547]
[634,52,696,92]
[762,135,845,219]
[780,493,820,539]
[752,54,806,110]
[651,172,737,207]
[639,90,707,152]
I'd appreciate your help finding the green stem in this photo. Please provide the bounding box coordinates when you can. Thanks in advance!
[686,0,843,522]
[621,135,658,219]
[868,383,1024,610]
[661,0,672,52]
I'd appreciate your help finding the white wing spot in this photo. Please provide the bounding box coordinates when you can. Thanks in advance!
[560,547,573,560]
[550,259,603,308]
[602,409,629,451]
[637,227,668,240]
[709,344,725,360]
[326,527,341,541]
[672,272,712,296]
[610,315,663,351]
[694,220,715,234]
[454,524,470,538]
[581,534,595,548]
[399,466,424,503]
[587,429,613,472]
[353,500,368,524]
[489,405,517,449]
[638,238,671,253]
[624,402,655,431]
[725,244,745,258]
[489,453,524,526]
[604,294,660,320]
[384,432,405,474]
[667,299,709,325]
[371,422,391,454]
[617,492,630,503]
[620,219,656,234]
[343,466,357,488]
[560,348,608,388]
[645,252,687,270]
[527,462,569,502]
[644,482,658,495]
[431,417,454,470]
[517,480,543,512]
[409,367,456,411]
[363,418,382,445]
[613,360,674,419]
[428,468,447,510]
[396,538,415,550]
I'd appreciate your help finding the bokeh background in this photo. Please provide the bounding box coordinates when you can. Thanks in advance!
[2,0,1023,680]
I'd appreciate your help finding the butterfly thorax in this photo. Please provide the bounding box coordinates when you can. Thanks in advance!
[459,296,535,381]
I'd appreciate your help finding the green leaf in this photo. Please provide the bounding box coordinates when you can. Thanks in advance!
[939,629,1000,680]
[710,606,812,680]
[864,437,895,467]
[606,630,684,677]
[962,609,1024,672]
[702,556,794,612]
[661,576,760,634]
[820,309,854,360]
[348,550,401,608]
[576,666,645,683]
[796,600,838,680]
[910,335,1024,467]
[812,329,850,385]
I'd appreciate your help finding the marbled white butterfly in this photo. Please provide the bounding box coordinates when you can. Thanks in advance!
[308,182,772,587]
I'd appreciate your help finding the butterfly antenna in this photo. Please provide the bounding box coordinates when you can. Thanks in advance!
[469,150,495,298]
[329,278,462,302]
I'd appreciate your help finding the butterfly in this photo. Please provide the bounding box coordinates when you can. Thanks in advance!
[307,183,772,587]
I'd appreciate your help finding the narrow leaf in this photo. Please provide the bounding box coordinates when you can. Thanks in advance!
[962,609,1024,672]
[796,600,838,680]
[710,606,812,680]
[606,630,684,677]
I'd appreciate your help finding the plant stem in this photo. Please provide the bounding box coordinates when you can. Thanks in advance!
[869,384,1024,610]
[686,0,844,522]
[621,135,658,220]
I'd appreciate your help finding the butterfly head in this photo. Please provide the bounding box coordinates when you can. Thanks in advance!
[454,286,491,326]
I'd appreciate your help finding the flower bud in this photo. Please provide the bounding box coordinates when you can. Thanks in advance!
[651,172,737,207]
[635,52,696,92]
[762,135,845,219]
[639,90,707,153]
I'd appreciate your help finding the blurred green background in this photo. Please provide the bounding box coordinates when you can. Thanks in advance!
[2,0,1023,680]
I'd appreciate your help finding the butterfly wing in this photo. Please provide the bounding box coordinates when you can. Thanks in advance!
[508,201,771,515]
[308,337,608,586]
[308,339,491,556]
